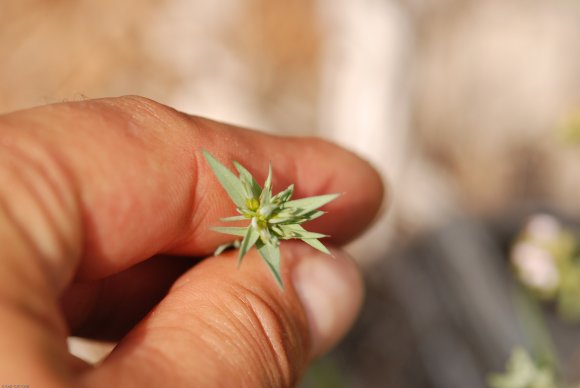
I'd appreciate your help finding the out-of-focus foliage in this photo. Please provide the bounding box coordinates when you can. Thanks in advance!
[488,348,558,388]
[511,215,580,322]
[561,109,580,145]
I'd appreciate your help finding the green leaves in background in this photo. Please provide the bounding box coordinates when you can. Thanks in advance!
[488,348,558,388]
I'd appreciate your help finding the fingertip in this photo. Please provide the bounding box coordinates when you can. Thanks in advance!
[290,245,364,358]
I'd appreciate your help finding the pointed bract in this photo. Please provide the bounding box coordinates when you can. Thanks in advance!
[260,162,273,205]
[211,226,248,237]
[214,240,241,256]
[279,224,328,240]
[221,215,248,222]
[301,238,331,255]
[234,161,262,200]
[257,241,283,288]
[203,151,247,208]
[203,151,339,287]
[284,193,341,213]
[272,184,294,204]
[238,222,260,266]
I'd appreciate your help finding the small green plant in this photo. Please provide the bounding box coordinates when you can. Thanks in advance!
[203,151,339,287]
[511,214,580,322]
[491,107,580,388]
[488,348,558,388]
[489,214,580,388]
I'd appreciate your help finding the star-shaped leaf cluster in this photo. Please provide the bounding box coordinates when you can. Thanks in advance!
[203,150,339,287]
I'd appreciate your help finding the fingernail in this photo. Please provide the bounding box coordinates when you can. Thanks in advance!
[292,248,363,357]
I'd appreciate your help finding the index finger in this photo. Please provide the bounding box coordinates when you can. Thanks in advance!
[0,96,385,284]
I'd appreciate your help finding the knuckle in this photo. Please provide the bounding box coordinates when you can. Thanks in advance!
[199,285,309,387]
[116,95,171,113]
[236,290,306,387]
[93,96,196,150]
[112,95,189,128]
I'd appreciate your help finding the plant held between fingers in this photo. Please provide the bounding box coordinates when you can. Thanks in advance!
[203,150,339,287]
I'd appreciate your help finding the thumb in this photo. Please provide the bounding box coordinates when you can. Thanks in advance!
[82,243,363,387]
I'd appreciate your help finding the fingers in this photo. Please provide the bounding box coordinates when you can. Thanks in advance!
[0,96,382,385]
[0,96,384,285]
[81,243,363,387]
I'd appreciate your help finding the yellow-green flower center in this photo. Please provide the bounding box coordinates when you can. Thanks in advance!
[246,198,260,211]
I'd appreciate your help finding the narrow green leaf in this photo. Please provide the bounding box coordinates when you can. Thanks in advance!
[203,151,246,208]
[211,226,248,237]
[270,224,284,237]
[234,161,262,199]
[264,162,272,190]
[221,215,248,222]
[214,240,240,256]
[257,240,283,288]
[258,225,276,246]
[293,210,326,225]
[269,207,297,220]
[272,184,294,204]
[260,162,273,205]
[286,230,328,239]
[301,238,331,255]
[268,216,295,225]
[270,210,326,225]
[299,210,326,222]
[279,224,328,239]
[284,193,340,213]
[238,224,259,266]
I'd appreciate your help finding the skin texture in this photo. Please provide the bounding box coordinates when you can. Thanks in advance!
[0,96,384,387]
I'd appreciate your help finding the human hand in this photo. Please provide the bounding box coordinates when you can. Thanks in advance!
[0,96,384,387]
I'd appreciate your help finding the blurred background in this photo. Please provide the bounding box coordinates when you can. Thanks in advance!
[3,0,580,386]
